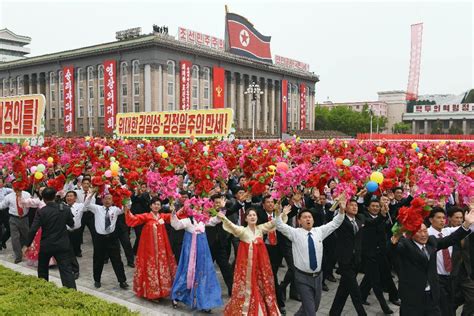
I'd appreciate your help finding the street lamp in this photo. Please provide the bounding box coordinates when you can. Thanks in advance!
[369,106,373,140]
[244,81,264,141]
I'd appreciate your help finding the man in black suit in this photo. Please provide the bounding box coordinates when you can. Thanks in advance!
[226,186,253,258]
[206,193,234,297]
[130,183,150,254]
[329,198,367,316]
[25,187,76,289]
[358,196,397,314]
[390,206,474,316]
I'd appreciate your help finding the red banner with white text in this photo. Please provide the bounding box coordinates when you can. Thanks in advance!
[299,83,307,130]
[104,60,117,133]
[406,23,423,101]
[281,80,288,133]
[180,60,192,110]
[63,66,75,133]
[213,66,225,108]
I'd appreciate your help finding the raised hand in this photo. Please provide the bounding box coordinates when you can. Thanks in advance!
[282,204,292,216]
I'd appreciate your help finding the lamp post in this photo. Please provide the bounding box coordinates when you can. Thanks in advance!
[244,81,263,141]
[369,106,373,140]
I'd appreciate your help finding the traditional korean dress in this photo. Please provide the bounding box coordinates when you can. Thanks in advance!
[220,215,282,316]
[125,211,177,300]
[170,214,223,310]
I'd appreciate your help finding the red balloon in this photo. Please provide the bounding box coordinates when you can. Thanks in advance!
[276,162,289,173]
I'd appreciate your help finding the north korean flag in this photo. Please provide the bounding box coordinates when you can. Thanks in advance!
[225,12,272,64]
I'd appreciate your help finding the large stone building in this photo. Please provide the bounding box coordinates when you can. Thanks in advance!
[0,30,318,137]
[0,28,31,63]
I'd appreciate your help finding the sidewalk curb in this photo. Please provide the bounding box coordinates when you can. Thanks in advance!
[0,258,162,315]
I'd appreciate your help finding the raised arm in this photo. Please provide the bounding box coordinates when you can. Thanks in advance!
[124,208,147,227]
[275,205,297,242]
[170,211,190,231]
[320,195,346,239]
[217,212,245,238]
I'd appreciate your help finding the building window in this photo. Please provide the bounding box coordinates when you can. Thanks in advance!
[191,65,199,109]
[77,68,84,118]
[87,66,94,119]
[132,60,140,96]
[167,60,175,110]
[59,71,64,118]
[49,72,56,120]
[98,65,104,117]
[1,79,6,96]
[120,62,128,113]
[203,67,210,109]
[9,78,14,95]
[134,102,140,113]
[16,76,22,95]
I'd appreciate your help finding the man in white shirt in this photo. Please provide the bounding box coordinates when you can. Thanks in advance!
[0,177,13,250]
[427,206,460,316]
[84,192,128,289]
[74,177,96,257]
[0,185,31,263]
[65,191,85,279]
[275,198,345,315]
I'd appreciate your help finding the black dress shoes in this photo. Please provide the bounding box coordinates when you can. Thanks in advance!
[119,282,129,289]
[389,299,401,306]
[94,281,101,288]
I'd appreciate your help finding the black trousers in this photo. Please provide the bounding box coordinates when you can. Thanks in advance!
[115,219,134,265]
[79,211,96,251]
[330,263,367,316]
[210,239,234,295]
[38,250,76,289]
[438,275,454,316]
[67,231,80,273]
[266,244,285,308]
[0,209,10,244]
[93,233,126,283]
[68,229,82,256]
[132,224,144,255]
[400,291,441,316]
[359,254,391,311]
[166,224,184,262]
[323,234,337,281]
[279,238,298,300]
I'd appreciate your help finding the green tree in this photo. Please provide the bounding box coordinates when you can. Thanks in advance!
[393,122,411,134]
[431,120,443,134]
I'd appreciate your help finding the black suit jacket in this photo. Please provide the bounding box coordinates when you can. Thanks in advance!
[27,201,74,253]
[393,226,470,312]
[206,207,230,247]
[227,200,253,225]
[360,211,389,257]
[335,215,364,266]
[131,192,151,215]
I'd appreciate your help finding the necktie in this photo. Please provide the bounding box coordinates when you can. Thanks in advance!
[308,232,317,270]
[16,196,23,217]
[239,206,245,225]
[105,207,111,231]
[267,215,277,245]
[351,219,358,234]
[422,245,430,260]
[438,233,452,273]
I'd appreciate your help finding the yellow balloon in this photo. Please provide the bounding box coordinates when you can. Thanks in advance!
[268,165,276,171]
[411,142,418,149]
[47,157,54,164]
[110,163,119,172]
[370,171,384,184]
[34,171,43,180]
[161,152,169,159]
[380,148,386,154]
[418,153,423,159]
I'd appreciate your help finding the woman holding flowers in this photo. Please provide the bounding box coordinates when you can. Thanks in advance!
[216,206,288,316]
[170,199,223,312]
[124,196,177,301]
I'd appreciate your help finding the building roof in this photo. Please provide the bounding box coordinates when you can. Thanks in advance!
[418,91,470,105]
[0,28,31,44]
[0,33,318,82]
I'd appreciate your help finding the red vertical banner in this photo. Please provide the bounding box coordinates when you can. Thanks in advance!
[213,66,225,108]
[104,60,117,133]
[299,83,307,130]
[281,80,288,133]
[180,60,192,110]
[406,23,423,101]
[63,66,75,133]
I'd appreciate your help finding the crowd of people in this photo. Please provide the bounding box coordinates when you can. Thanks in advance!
[0,137,473,316]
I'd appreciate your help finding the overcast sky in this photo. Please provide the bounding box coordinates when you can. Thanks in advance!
[1,0,472,102]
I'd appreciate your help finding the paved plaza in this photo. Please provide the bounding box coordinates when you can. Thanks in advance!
[0,229,401,315]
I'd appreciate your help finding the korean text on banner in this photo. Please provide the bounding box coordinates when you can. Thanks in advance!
[180,60,192,110]
[104,60,117,133]
[281,80,288,133]
[63,66,75,133]
[299,83,307,130]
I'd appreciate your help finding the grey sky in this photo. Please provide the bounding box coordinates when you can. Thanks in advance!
[1,0,472,102]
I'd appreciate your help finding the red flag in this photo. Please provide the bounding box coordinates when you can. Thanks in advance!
[213,66,225,108]
[300,84,307,130]
[63,66,75,133]
[281,80,288,133]
[103,60,117,134]
[180,60,192,110]
[225,12,272,63]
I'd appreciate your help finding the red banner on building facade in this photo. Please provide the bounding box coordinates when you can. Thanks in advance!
[281,80,288,133]
[299,83,307,130]
[104,60,117,133]
[180,60,192,110]
[213,66,225,108]
[63,66,75,133]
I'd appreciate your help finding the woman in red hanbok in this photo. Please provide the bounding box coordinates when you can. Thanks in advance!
[217,208,287,316]
[125,197,177,300]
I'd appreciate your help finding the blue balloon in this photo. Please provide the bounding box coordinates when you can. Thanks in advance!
[415,147,420,152]
[237,144,244,150]
[366,181,379,193]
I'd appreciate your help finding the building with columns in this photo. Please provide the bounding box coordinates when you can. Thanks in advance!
[0,32,318,137]
[0,28,31,63]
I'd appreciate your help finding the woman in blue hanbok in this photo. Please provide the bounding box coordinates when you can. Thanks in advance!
[170,211,223,312]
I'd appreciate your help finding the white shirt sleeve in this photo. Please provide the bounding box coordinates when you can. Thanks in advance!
[275,214,297,242]
[319,212,344,240]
